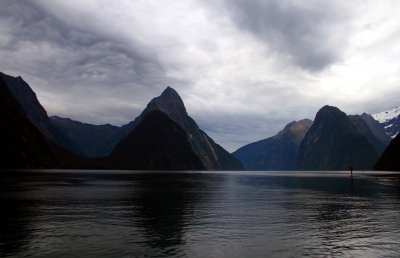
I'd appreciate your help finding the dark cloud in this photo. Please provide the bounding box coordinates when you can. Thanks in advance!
[0,0,399,152]
[0,2,188,126]
[224,0,347,72]
[0,0,185,125]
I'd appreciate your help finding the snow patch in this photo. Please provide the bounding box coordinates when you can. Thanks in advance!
[372,106,400,123]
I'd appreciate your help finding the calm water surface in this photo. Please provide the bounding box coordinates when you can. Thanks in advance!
[1,170,400,257]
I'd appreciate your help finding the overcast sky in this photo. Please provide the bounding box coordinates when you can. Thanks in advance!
[1,0,400,152]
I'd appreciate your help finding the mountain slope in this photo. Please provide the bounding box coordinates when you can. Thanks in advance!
[101,110,205,170]
[0,72,85,156]
[373,133,400,171]
[133,87,244,170]
[296,106,379,171]
[50,116,125,157]
[0,76,105,169]
[348,115,387,155]
[232,119,312,170]
[360,113,392,145]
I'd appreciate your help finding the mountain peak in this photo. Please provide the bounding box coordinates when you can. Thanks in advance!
[159,86,179,99]
[147,86,187,118]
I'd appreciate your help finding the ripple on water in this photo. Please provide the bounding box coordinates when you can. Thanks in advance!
[1,171,400,257]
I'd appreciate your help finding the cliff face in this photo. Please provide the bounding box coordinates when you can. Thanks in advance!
[296,106,379,171]
[232,119,312,170]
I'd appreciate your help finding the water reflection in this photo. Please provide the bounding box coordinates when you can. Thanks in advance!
[1,170,400,257]
[127,173,218,255]
[0,172,44,255]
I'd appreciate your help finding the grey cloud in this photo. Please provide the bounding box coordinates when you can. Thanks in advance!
[0,1,163,81]
[224,0,348,72]
[0,1,184,124]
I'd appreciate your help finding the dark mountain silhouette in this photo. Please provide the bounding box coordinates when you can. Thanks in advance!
[0,76,105,169]
[373,133,400,171]
[296,106,379,170]
[119,86,244,170]
[100,110,205,170]
[50,116,126,157]
[0,72,85,156]
[360,113,392,145]
[50,86,243,170]
[348,115,387,155]
[1,71,240,170]
[232,119,312,170]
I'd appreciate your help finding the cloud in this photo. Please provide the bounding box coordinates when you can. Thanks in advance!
[223,0,350,72]
[1,0,400,153]
[0,0,182,124]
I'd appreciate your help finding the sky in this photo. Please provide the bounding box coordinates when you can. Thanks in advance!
[1,0,400,152]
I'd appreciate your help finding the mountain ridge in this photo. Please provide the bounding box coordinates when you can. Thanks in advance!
[0,72,86,156]
[232,119,312,170]
[296,105,379,170]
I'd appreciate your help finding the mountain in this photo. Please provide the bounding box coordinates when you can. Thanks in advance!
[50,86,243,170]
[100,110,205,170]
[373,133,400,171]
[360,113,392,145]
[372,106,400,139]
[296,106,379,171]
[0,72,85,156]
[129,87,244,170]
[232,119,312,170]
[1,71,241,170]
[0,76,105,169]
[348,115,387,155]
[50,116,126,158]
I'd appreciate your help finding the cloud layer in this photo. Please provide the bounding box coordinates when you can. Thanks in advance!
[1,0,400,152]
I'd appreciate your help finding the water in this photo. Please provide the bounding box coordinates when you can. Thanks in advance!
[1,170,400,257]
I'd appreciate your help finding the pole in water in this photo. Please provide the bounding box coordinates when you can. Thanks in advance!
[349,166,353,174]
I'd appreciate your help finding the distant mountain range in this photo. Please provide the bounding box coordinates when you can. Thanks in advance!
[232,119,312,170]
[0,72,243,170]
[233,105,397,171]
[1,70,398,171]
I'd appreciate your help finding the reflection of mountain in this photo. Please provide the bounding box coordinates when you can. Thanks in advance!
[128,173,213,250]
[0,172,40,256]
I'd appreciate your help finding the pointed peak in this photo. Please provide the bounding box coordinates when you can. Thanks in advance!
[159,86,180,100]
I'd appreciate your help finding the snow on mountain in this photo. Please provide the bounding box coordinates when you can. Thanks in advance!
[372,106,400,138]
[372,106,400,123]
